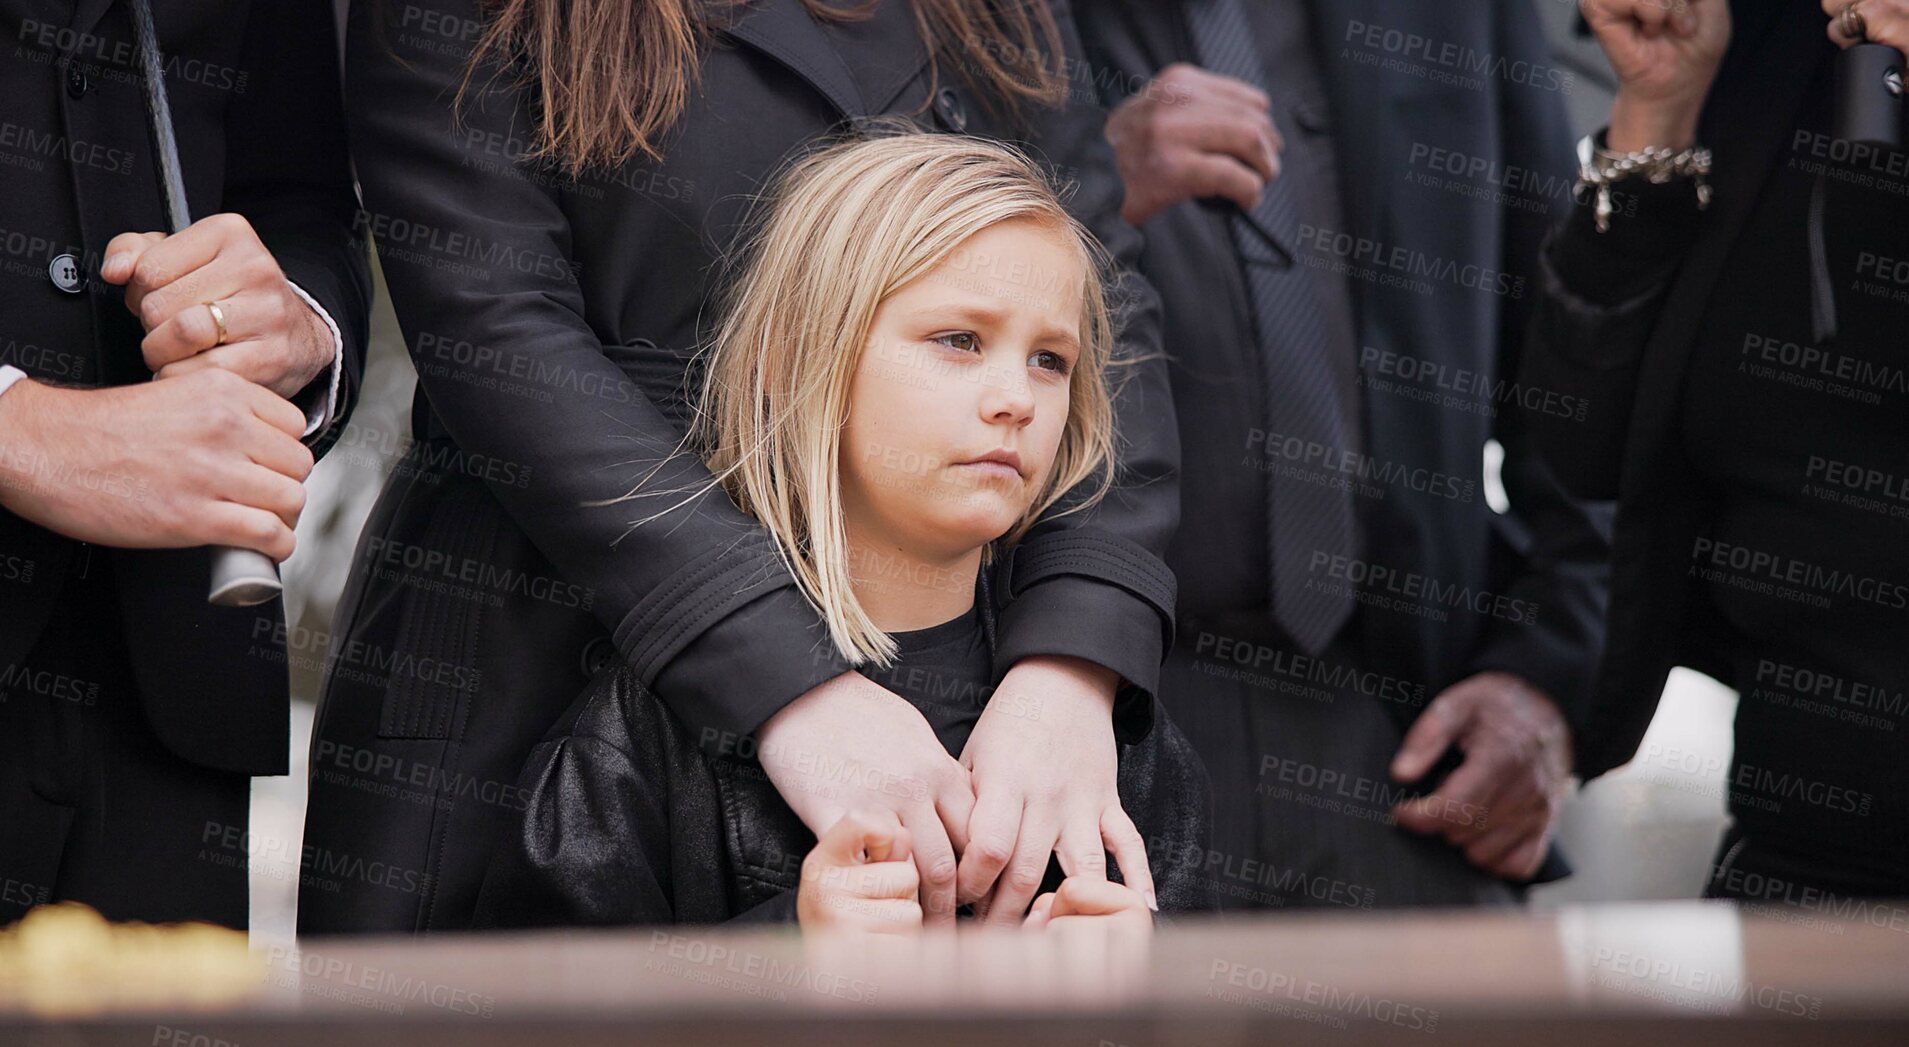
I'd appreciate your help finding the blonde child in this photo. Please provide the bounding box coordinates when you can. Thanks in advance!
[473,133,1207,931]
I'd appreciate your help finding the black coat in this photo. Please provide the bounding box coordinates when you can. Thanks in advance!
[470,573,1214,928]
[0,0,370,776]
[302,0,1179,933]
[1518,1,1869,778]
[1076,0,1612,752]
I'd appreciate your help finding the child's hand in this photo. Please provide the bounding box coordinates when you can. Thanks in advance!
[797,810,924,934]
[1021,877,1153,933]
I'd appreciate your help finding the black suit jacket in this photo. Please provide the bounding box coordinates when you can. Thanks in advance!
[341,0,1179,742]
[0,0,370,775]
[1519,1,1835,778]
[1077,0,1613,753]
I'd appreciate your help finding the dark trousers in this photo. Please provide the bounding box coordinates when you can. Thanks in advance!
[0,552,249,928]
[1157,609,1515,910]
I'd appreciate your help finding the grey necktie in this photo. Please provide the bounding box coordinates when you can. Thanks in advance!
[1186,0,1361,654]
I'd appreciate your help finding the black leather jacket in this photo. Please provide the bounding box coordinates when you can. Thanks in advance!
[473,571,1214,926]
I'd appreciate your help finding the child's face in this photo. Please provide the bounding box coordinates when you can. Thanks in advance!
[842,218,1085,562]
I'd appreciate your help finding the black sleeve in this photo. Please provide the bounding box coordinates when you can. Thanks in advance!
[343,0,856,742]
[1518,154,1708,501]
[1461,0,1615,723]
[224,0,371,460]
[992,0,1182,742]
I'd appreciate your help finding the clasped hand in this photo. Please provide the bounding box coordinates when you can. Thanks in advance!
[761,654,1156,931]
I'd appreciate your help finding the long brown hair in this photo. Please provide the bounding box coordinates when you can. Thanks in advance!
[459,0,1067,176]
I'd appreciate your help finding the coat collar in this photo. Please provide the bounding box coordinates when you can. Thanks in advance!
[720,0,869,118]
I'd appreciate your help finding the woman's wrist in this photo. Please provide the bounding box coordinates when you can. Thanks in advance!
[1607,91,1704,153]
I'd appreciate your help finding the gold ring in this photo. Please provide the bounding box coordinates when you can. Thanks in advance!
[1843,1,1869,42]
[204,300,228,346]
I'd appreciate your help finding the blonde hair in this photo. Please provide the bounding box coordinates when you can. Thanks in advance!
[691,131,1117,667]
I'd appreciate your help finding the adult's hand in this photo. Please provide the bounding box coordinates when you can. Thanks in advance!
[1825,0,1909,50]
[956,655,1154,925]
[1103,62,1282,226]
[1389,671,1574,880]
[1582,0,1731,151]
[757,672,974,927]
[100,213,334,400]
[0,369,312,561]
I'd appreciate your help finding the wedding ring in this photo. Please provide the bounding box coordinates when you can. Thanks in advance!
[204,300,228,346]
[1843,1,1869,42]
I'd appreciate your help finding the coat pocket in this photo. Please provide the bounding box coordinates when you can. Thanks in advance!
[709,754,809,910]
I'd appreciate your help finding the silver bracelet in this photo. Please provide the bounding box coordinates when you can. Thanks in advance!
[1575,130,1713,233]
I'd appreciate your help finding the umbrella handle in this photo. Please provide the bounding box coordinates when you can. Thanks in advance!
[209,546,283,608]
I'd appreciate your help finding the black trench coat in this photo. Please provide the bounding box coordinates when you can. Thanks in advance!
[300,0,1180,933]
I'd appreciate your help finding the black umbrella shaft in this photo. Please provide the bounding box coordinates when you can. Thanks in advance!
[128,0,193,233]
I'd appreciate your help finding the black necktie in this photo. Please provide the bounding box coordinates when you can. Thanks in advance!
[1187,0,1362,654]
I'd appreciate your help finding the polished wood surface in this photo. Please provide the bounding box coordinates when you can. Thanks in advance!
[6,902,1908,1046]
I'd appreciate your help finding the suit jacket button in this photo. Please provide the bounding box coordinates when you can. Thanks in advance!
[48,254,84,293]
[934,87,968,132]
[580,636,617,678]
[66,66,90,100]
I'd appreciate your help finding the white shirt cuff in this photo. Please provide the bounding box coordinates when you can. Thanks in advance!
[285,279,345,440]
